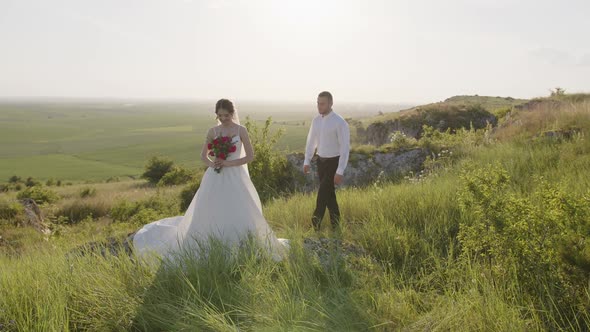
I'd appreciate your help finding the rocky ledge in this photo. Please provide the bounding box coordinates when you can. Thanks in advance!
[286,147,428,192]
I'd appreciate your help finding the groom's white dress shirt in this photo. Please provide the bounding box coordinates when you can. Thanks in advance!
[304,109,350,176]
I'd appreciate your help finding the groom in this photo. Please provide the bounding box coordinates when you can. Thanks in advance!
[303,91,350,231]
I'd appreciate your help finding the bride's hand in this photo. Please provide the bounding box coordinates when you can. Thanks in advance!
[214,159,226,168]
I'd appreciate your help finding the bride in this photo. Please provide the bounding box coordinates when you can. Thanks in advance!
[132,98,290,264]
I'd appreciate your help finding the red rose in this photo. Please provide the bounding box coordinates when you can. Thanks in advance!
[213,139,219,145]
[207,143,213,149]
[218,152,226,160]
[209,151,214,156]
[222,136,230,142]
[230,145,237,152]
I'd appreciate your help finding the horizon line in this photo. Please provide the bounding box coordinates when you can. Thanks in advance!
[0,93,539,106]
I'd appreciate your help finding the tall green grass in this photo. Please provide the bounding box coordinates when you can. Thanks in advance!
[1,96,590,330]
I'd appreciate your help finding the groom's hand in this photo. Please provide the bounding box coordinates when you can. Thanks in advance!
[334,174,344,185]
[303,165,311,174]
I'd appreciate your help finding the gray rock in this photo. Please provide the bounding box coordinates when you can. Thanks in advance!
[364,120,421,146]
[539,128,581,140]
[286,148,428,192]
[66,231,136,260]
[18,198,51,235]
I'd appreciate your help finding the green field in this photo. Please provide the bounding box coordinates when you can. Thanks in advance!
[0,99,410,182]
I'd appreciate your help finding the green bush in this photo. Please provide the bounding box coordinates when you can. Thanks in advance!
[244,116,298,203]
[24,177,41,188]
[418,122,493,155]
[56,200,109,224]
[413,104,497,135]
[493,106,512,120]
[105,176,120,183]
[457,161,590,313]
[110,194,179,223]
[79,187,97,198]
[16,185,60,204]
[141,156,174,185]
[158,166,194,186]
[110,199,141,222]
[0,182,27,192]
[129,208,167,226]
[8,175,21,184]
[387,130,418,150]
[0,198,23,220]
[179,177,202,211]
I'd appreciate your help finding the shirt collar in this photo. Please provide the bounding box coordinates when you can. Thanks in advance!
[321,109,334,118]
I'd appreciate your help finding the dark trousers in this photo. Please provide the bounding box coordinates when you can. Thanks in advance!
[312,156,340,230]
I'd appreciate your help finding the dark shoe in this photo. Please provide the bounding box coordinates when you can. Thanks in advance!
[331,224,342,236]
[330,216,340,230]
[312,216,322,232]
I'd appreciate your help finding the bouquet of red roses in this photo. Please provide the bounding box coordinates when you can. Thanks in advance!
[208,135,237,173]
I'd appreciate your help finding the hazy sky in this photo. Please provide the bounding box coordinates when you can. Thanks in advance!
[1,0,589,104]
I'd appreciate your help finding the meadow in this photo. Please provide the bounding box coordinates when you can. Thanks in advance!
[0,99,405,182]
[1,95,589,331]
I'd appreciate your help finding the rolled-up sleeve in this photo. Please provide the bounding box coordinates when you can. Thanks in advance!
[304,117,319,166]
[336,119,350,175]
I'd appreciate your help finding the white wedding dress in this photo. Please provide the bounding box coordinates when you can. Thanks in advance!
[132,129,290,264]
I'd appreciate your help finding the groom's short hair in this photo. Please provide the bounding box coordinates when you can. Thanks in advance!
[318,91,333,103]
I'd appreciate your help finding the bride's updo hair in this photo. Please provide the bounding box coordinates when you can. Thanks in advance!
[215,98,235,116]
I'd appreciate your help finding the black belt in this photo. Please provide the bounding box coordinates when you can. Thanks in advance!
[318,155,339,161]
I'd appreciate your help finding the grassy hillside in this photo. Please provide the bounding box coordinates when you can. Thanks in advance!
[363,95,529,125]
[1,95,590,330]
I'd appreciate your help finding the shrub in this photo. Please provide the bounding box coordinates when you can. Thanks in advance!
[110,199,141,222]
[8,175,21,183]
[391,104,497,138]
[56,199,109,224]
[244,116,298,202]
[387,130,418,150]
[456,161,590,310]
[494,106,512,118]
[110,194,179,223]
[179,177,202,211]
[158,166,194,186]
[79,187,97,198]
[25,177,41,187]
[0,198,23,220]
[141,156,174,185]
[16,185,60,204]
[418,123,491,155]
[105,176,120,183]
[129,208,166,226]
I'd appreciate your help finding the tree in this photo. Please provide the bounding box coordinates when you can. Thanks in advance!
[142,156,174,185]
[550,87,566,97]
